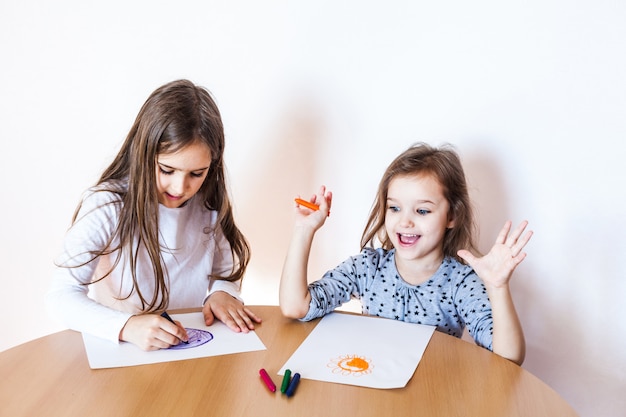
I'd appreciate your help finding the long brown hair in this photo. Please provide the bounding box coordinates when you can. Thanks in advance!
[360,142,478,262]
[69,79,250,311]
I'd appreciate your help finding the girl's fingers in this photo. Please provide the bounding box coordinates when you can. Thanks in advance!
[243,307,262,323]
[515,230,533,252]
[500,220,531,249]
[496,220,513,245]
[508,220,528,243]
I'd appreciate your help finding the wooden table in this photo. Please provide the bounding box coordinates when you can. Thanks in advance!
[0,306,577,417]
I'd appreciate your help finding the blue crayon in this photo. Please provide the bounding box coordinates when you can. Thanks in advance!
[285,372,301,397]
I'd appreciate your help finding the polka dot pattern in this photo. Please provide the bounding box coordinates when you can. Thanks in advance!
[304,248,494,350]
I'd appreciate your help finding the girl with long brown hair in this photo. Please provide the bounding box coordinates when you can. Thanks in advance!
[47,80,260,351]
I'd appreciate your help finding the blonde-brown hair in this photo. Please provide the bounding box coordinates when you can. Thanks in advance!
[69,79,250,311]
[360,142,478,262]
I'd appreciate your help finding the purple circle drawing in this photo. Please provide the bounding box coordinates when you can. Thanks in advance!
[169,328,214,350]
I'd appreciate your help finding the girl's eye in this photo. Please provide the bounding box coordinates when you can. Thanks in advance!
[387,206,400,213]
[159,167,173,175]
[190,172,204,178]
[417,209,430,216]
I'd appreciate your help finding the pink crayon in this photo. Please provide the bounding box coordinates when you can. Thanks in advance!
[259,368,276,392]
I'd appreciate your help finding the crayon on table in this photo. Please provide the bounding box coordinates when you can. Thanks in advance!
[280,369,292,394]
[259,368,276,392]
[285,372,301,398]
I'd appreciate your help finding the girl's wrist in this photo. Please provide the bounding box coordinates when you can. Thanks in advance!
[484,282,512,294]
[293,223,320,236]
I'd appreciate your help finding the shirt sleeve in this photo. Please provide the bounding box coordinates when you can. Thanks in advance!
[301,250,376,321]
[453,270,494,350]
[205,224,243,303]
[45,190,132,344]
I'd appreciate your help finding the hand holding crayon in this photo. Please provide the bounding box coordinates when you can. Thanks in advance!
[294,185,332,217]
[294,198,330,217]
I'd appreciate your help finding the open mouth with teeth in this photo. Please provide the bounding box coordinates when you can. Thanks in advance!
[398,233,420,245]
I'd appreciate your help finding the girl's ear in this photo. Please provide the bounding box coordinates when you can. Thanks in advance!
[446,211,456,229]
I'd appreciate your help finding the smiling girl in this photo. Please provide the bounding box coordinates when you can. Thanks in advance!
[279,143,531,364]
[47,80,261,351]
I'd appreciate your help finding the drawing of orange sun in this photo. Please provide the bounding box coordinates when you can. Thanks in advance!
[328,354,374,376]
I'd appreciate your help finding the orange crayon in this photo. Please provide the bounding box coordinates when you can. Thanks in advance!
[295,198,330,216]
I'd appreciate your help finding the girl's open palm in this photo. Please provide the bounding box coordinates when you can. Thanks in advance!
[457,220,533,289]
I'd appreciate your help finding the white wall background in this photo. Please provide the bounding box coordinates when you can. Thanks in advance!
[1,1,624,416]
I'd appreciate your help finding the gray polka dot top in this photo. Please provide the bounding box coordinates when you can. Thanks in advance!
[303,247,494,350]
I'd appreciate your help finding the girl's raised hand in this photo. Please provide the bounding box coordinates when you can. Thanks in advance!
[294,185,332,231]
[457,220,533,289]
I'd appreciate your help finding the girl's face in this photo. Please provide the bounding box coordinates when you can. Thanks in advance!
[155,141,212,208]
[384,173,455,269]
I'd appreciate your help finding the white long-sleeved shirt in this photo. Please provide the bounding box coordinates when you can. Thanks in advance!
[46,185,241,343]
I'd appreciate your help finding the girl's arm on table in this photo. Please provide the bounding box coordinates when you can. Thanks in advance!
[47,190,190,350]
[203,230,262,333]
[46,190,132,344]
[279,186,332,319]
[458,220,533,365]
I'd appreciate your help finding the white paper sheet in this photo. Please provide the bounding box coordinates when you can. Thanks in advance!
[279,313,435,389]
[81,312,266,369]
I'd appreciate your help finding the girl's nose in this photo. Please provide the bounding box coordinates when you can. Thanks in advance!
[171,175,188,195]
[399,212,414,227]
